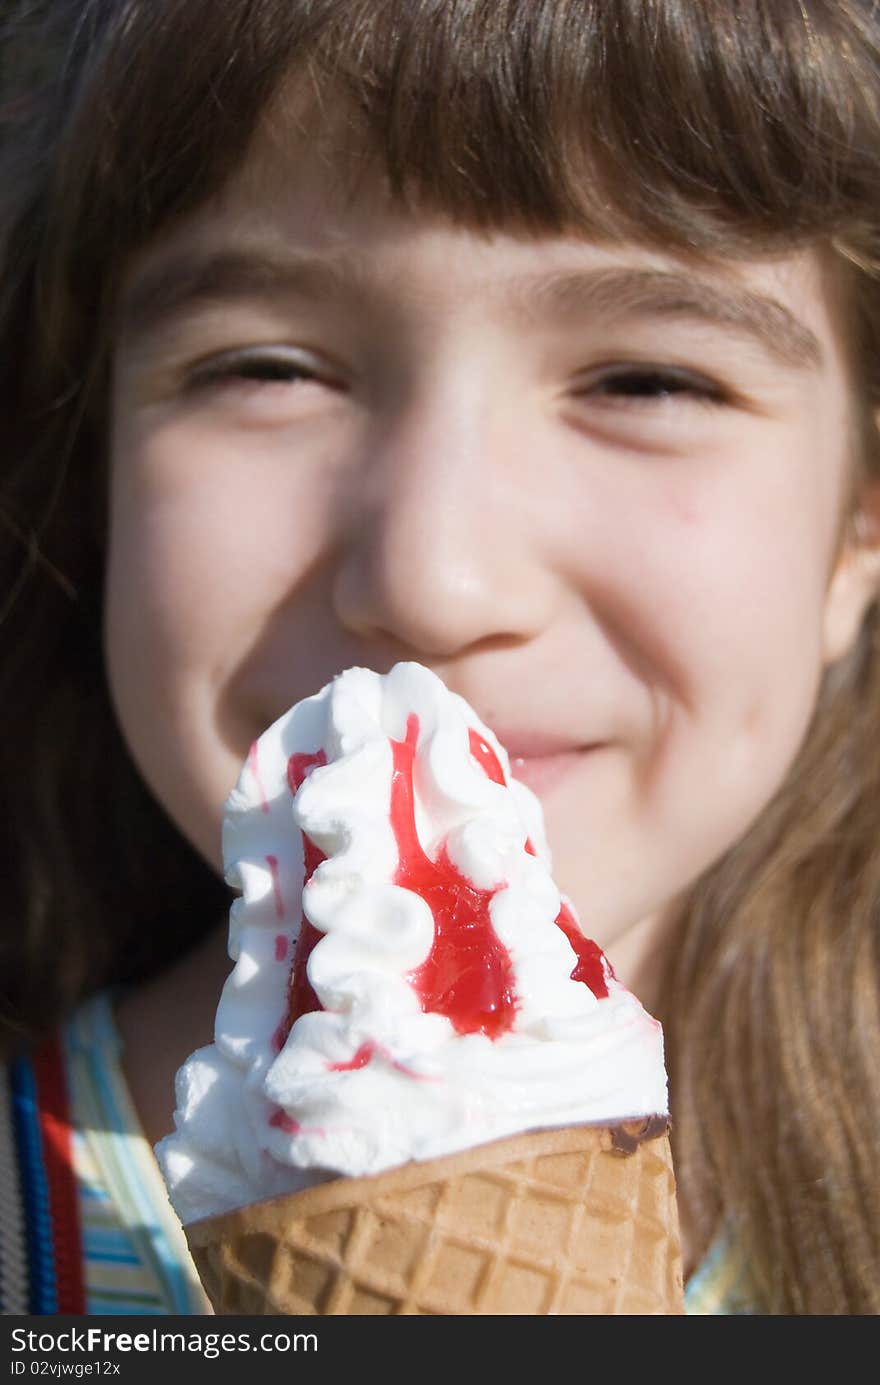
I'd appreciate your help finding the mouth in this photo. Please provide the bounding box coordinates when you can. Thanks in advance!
[495,735,603,796]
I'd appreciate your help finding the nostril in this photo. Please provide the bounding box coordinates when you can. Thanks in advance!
[329,421,559,655]
[331,529,556,661]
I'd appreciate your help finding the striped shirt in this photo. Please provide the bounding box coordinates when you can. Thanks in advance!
[1,994,207,1315]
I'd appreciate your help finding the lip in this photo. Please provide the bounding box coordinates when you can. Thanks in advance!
[496,737,603,796]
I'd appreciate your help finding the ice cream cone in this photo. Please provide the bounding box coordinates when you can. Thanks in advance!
[185,1117,683,1315]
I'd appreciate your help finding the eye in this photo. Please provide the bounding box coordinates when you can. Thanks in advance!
[583,365,725,405]
[187,346,336,391]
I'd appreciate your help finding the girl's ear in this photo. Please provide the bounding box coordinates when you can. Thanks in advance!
[822,473,880,666]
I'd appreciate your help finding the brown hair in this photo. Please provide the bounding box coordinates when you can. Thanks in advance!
[1,0,878,1313]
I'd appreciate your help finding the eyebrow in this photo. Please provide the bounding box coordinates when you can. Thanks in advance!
[117,246,362,341]
[118,243,824,372]
[526,266,824,371]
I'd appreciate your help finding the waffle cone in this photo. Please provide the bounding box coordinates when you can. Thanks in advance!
[185,1117,683,1315]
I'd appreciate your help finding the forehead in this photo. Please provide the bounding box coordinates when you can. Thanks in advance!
[119,119,848,387]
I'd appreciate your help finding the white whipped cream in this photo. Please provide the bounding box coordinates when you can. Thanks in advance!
[156,663,667,1224]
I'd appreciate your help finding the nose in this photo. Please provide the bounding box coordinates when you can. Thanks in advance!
[332,385,558,659]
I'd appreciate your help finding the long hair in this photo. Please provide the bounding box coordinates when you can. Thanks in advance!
[1,0,878,1313]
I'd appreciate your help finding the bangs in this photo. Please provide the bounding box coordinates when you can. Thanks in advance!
[295,0,880,251]
[9,0,880,361]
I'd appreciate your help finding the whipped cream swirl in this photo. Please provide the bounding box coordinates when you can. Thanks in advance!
[156,663,667,1224]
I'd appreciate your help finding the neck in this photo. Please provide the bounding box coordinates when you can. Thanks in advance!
[604,904,681,1019]
[115,921,232,1148]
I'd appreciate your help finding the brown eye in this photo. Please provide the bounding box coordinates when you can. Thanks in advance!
[226,358,314,383]
[188,347,328,391]
[587,366,724,404]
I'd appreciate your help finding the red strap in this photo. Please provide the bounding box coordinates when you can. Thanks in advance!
[32,1035,86,1313]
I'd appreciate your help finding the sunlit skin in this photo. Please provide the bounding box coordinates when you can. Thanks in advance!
[106,131,880,1199]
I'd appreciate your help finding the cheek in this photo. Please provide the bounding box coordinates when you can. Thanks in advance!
[629,462,836,839]
[566,441,835,792]
[632,440,832,689]
[103,418,344,859]
[105,419,340,681]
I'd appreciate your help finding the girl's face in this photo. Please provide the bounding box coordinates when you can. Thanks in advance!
[106,129,876,978]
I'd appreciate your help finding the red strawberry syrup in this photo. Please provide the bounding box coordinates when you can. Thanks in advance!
[327,1039,425,1079]
[554,902,609,997]
[467,728,506,785]
[395,715,518,1038]
[279,710,609,1062]
[468,724,608,997]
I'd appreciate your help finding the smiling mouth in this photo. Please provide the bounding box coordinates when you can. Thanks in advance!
[507,746,601,795]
